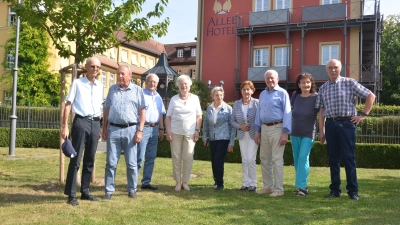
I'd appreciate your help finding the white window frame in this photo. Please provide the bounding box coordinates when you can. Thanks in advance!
[131,53,138,65]
[149,57,154,68]
[177,49,183,58]
[109,47,116,59]
[8,7,16,26]
[276,0,290,10]
[255,0,269,12]
[274,47,288,66]
[102,71,107,88]
[321,45,339,65]
[322,0,340,5]
[121,50,128,63]
[140,55,146,68]
[109,73,114,85]
[253,48,269,67]
[191,48,196,57]
[6,52,15,70]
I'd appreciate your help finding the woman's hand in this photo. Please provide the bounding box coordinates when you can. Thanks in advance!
[239,124,250,132]
[193,131,199,142]
[166,131,172,142]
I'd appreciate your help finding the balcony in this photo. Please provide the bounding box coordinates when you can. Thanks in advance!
[249,9,289,26]
[248,67,287,81]
[302,3,347,22]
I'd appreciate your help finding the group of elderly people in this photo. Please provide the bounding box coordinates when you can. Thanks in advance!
[63,57,374,206]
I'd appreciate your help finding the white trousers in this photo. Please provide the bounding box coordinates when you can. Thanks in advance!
[239,132,258,187]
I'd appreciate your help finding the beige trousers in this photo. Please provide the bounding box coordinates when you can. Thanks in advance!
[170,132,195,183]
[260,123,285,191]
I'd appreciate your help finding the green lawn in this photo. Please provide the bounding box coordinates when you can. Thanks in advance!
[0,148,399,225]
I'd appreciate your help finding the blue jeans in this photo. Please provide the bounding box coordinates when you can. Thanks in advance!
[291,136,314,189]
[105,125,138,194]
[325,119,358,195]
[137,125,159,186]
[209,140,229,187]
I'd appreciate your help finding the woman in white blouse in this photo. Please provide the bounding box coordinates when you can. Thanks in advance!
[165,75,202,191]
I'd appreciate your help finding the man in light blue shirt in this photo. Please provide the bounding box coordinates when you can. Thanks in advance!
[61,57,104,206]
[137,73,166,191]
[254,70,292,197]
[102,65,145,200]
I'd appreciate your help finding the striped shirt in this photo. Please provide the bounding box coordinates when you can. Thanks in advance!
[315,76,371,118]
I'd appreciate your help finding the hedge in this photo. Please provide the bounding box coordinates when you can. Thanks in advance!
[2,128,400,169]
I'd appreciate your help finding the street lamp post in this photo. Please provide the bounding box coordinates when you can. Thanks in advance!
[9,0,22,156]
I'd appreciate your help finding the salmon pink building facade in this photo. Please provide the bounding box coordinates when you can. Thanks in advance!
[197,0,382,101]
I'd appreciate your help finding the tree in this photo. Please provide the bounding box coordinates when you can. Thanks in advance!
[1,22,60,106]
[5,0,170,64]
[380,15,400,105]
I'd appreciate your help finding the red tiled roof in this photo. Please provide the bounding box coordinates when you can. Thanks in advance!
[114,31,165,55]
[164,42,197,64]
[97,56,146,75]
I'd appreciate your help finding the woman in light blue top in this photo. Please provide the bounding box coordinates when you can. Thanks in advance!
[202,87,236,190]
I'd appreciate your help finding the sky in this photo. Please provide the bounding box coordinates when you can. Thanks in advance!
[140,0,399,45]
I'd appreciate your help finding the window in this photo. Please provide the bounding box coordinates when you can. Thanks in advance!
[177,49,183,58]
[140,55,146,68]
[149,58,154,68]
[109,73,114,85]
[8,7,16,26]
[109,47,116,59]
[4,91,12,105]
[274,47,288,66]
[253,48,269,67]
[102,71,107,87]
[131,53,138,65]
[321,45,339,64]
[121,50,128,63]
[276,0,290,9]
[6,52,14,70]
[191,48,196,57]
[255,0,269,12]
[322,0,339,5]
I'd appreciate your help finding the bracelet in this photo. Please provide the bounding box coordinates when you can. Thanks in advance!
[195,129,200,132]
[159,128,165,131]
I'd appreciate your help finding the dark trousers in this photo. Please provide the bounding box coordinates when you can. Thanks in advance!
[209,140,229,187]
[325,120,358,195]
[64,116,100,197]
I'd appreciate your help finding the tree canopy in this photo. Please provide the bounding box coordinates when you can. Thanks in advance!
[1,22,60,106]
[5,0,170,64]
[380,14,400,105]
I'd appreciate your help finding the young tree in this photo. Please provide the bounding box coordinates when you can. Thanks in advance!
[1,22,60,106]
[5,0,170,64]
[380,15,400,105]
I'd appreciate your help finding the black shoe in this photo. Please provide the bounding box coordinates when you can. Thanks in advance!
[297,188,308,197]
[240,186,249,191]
[128,191,137,198]
[325,192,340,198]
[248,186,257,192]
[141,184,158,190]
[215,186,224,191]
[103,194,112,200]
[349,193,360,200]
[67,196,79,206]
[80,194,98,201]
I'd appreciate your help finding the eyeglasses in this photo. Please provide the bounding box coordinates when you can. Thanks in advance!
[90,65,101,69]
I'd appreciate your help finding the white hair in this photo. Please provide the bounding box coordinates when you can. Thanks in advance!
[325,59,342,69]
[175,75,192,86]
[264,69,278,79]
[118,65,132,76]
[211,86,224,97]
[146,73,159,82]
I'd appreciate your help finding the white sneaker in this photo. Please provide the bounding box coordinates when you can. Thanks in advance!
[269,191,284,197]
[256,188,273,194]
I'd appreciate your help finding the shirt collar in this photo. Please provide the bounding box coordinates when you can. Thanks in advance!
[265,84,280,92]
[144,88,157,95]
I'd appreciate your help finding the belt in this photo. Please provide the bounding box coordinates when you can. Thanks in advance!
[326,117,352,121]
[263,121,283,126]
[144,122,158,127]
[110,122,137,128]
[76,114,100,121]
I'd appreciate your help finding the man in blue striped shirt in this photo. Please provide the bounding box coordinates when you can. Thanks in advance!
[254,70,292,197]
[316,59,375,200]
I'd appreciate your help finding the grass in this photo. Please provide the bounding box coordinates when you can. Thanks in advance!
[0,147,399,225]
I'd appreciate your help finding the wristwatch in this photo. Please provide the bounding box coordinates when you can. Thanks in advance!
[195,129,201,133]
[159,128,165,131]
[361,112,368,117]
[137,128,143,132]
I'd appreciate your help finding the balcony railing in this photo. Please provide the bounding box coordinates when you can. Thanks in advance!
[249,9,289,26]
[302,3,347,22]
[248,66,287,81]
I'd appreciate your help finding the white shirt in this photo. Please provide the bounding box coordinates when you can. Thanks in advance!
[66,76,104,117]
[167,94,202,135]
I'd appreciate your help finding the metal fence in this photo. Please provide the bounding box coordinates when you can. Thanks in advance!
[0,104,60,129]
[0,105,399,144]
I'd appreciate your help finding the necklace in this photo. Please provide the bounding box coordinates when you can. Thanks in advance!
[179,93,190,100]
[242,98,250,105]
